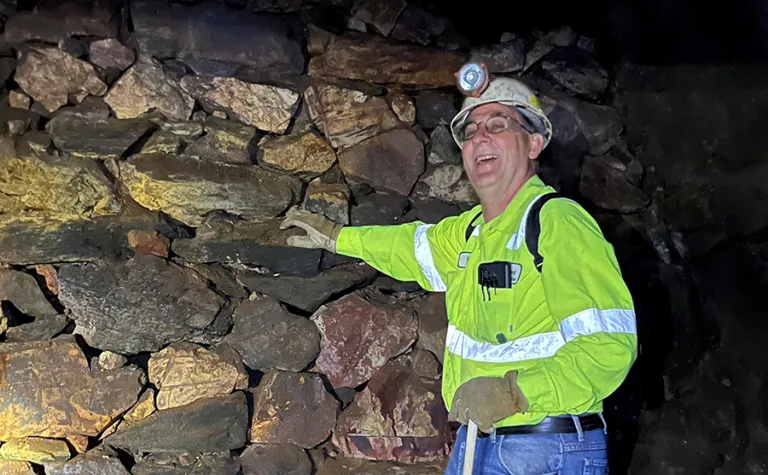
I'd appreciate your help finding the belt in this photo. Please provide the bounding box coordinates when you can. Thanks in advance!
[476,414,604,437]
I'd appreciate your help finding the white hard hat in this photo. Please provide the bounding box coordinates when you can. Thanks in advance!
[450,77,553,149]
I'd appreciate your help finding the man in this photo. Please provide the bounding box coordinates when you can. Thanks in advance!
[280,71,637,474]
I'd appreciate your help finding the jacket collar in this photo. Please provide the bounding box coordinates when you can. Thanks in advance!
[472,175,553,236]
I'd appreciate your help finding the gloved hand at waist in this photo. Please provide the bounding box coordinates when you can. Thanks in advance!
[448,370,528,433]
[279,208,344,253]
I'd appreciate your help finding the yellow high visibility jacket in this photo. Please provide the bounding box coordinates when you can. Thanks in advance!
[335,175,637,428]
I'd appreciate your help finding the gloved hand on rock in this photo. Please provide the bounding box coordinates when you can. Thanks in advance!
[448,370,528,433]
[279,208,344,253]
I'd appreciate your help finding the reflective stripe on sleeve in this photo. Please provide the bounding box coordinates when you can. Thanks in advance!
[414,224,447,292]
[446,308,636,363]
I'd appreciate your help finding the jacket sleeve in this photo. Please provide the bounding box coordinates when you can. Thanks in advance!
[517,199,638,415]
[334,215,469,292]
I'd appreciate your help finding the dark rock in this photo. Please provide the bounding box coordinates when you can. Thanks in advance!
[5,314,69,342]
[435,23,470,51]
[338,128,425,196]
[58,254,226,354]
[14,45,107,113]
[316,457,447,475]
[537,103,590,195]
[89,39,136,74]
[223,296,320,372]
[250,371,338,448]
[132,452,240,475]
[308,29,468,87]
[44,446,129,475]
[579,153,650,213]
[333,355,451,463]
[46,115,154,159]
[349,0,406,36]
[556,95,623,155]
[2,1,118,45]
[119,153,301,227]
[130,0,304,81]
[0,336,144,439]
[415,93,458,131]
[180,76,300,134]
[59,37,90,59]
[236,263,377,313]
[541,47,609,100]
[469,39,525,74]
[618,63,768,239]
[406,197,465,225]
[311,292,418,388]
[391,4,448,46]
[426,126,461,166]
[0,57,16,85]
[104,55,194,121]
[106,392,248,453]
[171,219,322,276]
[410,293,448,365]
[182,262,248,299]
[411,348,442,380]
[371,275,421,294]
[252,0,303,13]
[412,164,477,205]
[303,178,350,225]
[0,269,57,318]
[239,444,312,475]
[185,117,258,164]
[351,192,409,226]
[55,96,111,121]
[303,82,401,151]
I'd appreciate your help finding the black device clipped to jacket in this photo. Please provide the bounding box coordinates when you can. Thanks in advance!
[478,261,522,301]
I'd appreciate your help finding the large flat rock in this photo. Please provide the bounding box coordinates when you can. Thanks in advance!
[2,1,117,44]
[58,254,226,354]
[132,452,240,475]
[0,336,144,439]
[119,153,301,227]
[45,115,154,159]
[308,29,467,87]
[130,0,304,80]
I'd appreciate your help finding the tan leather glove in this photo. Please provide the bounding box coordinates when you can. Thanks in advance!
[448,370,528,433]
[279,208,344,253]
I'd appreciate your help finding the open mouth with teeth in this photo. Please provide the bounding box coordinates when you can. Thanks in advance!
[475,154,498,164]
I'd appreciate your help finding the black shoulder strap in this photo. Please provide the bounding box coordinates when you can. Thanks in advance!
[464,210,483,241]
[525,192,565,273]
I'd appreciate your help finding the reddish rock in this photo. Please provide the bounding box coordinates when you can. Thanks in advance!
[311,292,418,388]
[410,293,448,365]
[338,128,425,196]
[34,264,59,295]
[127,229,170,258]
[250,371,338,449]
[333,355,452,463]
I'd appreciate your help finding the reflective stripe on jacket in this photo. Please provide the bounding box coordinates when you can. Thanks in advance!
[335,175,638,428]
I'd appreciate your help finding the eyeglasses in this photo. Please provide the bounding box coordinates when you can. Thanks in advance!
[460,114,533,144]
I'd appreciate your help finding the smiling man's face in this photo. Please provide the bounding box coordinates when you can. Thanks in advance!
[460,102,544,202]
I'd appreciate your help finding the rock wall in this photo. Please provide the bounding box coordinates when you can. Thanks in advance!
[0,1,765,474]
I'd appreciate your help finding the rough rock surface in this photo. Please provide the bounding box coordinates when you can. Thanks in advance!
[89,39,136,73]
[556,96,624,155]
[579,153,650,213]
[185,117,258,165]
[316,457,447,475]
[132,452,240,475]
[338,128,425,196]
[0,268,57,318]
[308,30,467,87]
[541,48,609,100]
[104,56,194,121]
[304,83,401,151]
[130,0,304,80]
[259,131,336,176]
[0,437,70,464]
[149,342,248,410]
[416,93,458,131]
[236,263,378,313]
[411,293,448,364]
[171,218,322,276]
[181,76,299,133]
[0,140,120,226]
[58,254,226,354]
[333,356,452,463]
[311,292,419,388]
[250,371,338,448]
[0,460,36,475]
[2,2,117,44]
[45,115,154,159]
[469,39,525,73]
[45,446,130,475]
[120,153,301,227]
[0,337,144,439]
[124,389,157,423]
[304,177,351,224]
[223,296,320,372]
[239,444,313,475]
[350,192,409,226]
[5,314,69,342]
[391,4,448,46]
[414,164,477,205]
[106,392,248,453]
[128,229,170,257]
[14,46,107,113]
[350,0,406,36]
[387,93,416,125]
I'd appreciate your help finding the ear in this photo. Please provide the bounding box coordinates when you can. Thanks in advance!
[527,133,545,160]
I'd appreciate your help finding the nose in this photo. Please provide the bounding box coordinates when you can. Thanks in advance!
[469,124,492,145]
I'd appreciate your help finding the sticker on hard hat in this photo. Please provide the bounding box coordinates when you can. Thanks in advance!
[529,96,540,108]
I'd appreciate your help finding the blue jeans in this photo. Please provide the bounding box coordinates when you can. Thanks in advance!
[445,423,608,474]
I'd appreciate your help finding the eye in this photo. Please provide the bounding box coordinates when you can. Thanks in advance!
[486,116,509,133]
[463,123,478,140]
